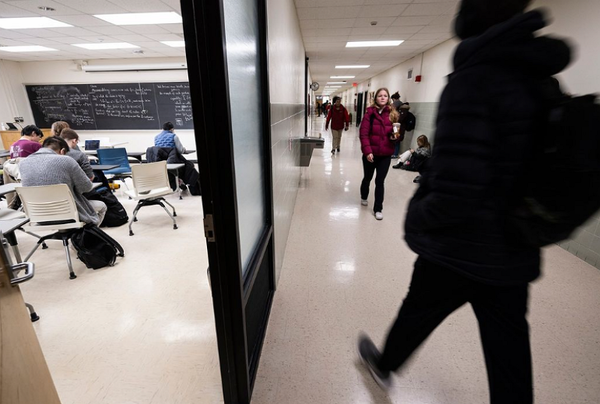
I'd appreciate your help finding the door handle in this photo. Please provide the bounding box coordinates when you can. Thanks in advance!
[9,262,35,285]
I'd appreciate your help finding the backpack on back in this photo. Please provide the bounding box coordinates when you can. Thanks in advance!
[71,224,125,269]
[508,81,600,247]
[405,111,417,132]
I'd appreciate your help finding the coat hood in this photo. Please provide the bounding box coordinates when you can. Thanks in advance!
[454,10,572,78]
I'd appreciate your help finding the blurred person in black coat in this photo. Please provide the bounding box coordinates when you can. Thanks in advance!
[358,1,572,402]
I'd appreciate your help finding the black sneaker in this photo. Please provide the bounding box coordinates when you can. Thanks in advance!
[392,163,403,169]
[331,149,335,154]
[337,148,340,152]
[358,333,392,390]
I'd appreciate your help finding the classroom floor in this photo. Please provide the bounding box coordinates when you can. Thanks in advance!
[251,118,600,404]
[12,188,223,404]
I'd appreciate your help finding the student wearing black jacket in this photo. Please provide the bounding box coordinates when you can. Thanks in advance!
[358,1,572,402]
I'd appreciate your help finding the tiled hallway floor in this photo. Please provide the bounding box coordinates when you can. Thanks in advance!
[252,118,600,404]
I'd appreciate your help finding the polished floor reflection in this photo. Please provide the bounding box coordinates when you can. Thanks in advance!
[252,117,600,404]
[14,191,222,404]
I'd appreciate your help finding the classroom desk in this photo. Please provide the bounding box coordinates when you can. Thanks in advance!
[0,183,21,197]
[0,213,30,263]
[91,164,120,171]
[84,150,145,163]
[167,163,185,200]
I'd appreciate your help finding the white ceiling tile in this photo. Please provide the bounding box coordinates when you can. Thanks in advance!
[304,28,352,37]
[44,36,89,44]
[401,3,456,16]
[0,30,34,39]
[0,2,36,17]
[392,16,435,26]
[410,32,446,40]
[354,17,396,28]
[0,38,25,45]
[298,6,362,20]
[350,27,387,36]
[52,0,129,14]
[358,4,408,18]
[50,15,111,27]
[107,0,174,12]
[86,26,142,36]
[5,0,82,15]
[159,24,183,34]
[383,25,423,35]
[110,34,151,42]
[364,0,412,4]
[144,33,183,41]
[418,24,452,34]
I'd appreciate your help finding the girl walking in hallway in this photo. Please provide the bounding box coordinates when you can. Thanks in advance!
[359,88,399,220]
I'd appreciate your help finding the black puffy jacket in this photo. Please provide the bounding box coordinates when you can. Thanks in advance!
[404,10,571,285]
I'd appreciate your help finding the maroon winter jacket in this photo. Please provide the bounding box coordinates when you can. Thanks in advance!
[359,106,396,156]
[325,104,350,130]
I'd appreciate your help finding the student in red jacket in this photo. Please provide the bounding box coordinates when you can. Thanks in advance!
[325,96,350,154]
[359,88,399,220]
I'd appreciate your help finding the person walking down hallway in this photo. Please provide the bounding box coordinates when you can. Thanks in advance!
[358,1,572,403]
[325,96,350,154]
[359,88,399,220]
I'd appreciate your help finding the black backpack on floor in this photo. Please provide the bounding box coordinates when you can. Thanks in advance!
[507,79,600,247]
[86,187,129,227]
[71,224,125,269]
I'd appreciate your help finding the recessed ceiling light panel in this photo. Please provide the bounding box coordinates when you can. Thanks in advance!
[346,40,403,47]
[94,12,182,26]
[326,82,347,84]
[330,76,355,79]
[73,42,139,50]
[0,45,57,52]
[160,41,185,48]
[0,17,72,29]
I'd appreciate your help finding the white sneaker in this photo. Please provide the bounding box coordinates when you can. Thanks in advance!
[361,199,368,206]
[375,212,383,220]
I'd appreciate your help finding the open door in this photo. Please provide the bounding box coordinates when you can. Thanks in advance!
[0,240,61,404]
[180,0,275,403]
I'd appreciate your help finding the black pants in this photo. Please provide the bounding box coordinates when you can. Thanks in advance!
[360,155,391,213]
[379,257,533,404]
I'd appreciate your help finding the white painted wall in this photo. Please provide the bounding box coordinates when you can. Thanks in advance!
[531,0,600,95]
[267,0,305,105]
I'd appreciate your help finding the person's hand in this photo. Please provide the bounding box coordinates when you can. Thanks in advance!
[367,153,374,163]
[410,149,414,153]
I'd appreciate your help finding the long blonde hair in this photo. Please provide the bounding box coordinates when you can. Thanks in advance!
[370,87,399,123]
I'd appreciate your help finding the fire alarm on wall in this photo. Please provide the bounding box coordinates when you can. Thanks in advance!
[415,75,422,83]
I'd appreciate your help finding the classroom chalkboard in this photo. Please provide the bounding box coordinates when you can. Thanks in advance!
[25,82,194,130]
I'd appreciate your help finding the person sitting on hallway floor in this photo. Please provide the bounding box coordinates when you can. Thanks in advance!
[20,136,107,226]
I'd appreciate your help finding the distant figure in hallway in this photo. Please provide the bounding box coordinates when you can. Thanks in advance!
[155,121,187,155]
[358,1,571,403]
[359,88,399,220]
[325,96,350,154]
[393,134,431,170]
[391,92,402,111]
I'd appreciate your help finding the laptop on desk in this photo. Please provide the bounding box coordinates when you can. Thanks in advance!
[84,140,100,150]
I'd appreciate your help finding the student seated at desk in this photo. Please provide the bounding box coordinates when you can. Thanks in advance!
[50,120,70,137]
[59,129,94,179]
[20,137,107,226]
[10,125,43,158]
[155,121,187,154]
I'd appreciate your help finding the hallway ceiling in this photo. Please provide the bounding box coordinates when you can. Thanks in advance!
[297,0,460,95]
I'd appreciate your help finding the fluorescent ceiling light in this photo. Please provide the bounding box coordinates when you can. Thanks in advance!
[346,40,403,47]
[0,17,72,29]
[330,76,355,79]
[327,82,346,84]
[94,12,182,26]
[335,65,370,69]
[73,42,139,50]
[325,86,342,88]
[161,41,185,48]
[0,45,57,52]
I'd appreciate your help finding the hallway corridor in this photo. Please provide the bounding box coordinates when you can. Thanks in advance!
[252,117,600,404]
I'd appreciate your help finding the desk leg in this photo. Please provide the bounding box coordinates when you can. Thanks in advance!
[5,231,22,263]
[175,171,182,200]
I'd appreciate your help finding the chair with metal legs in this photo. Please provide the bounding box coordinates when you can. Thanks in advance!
[125,161,178,236]
[16,184,85,280]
